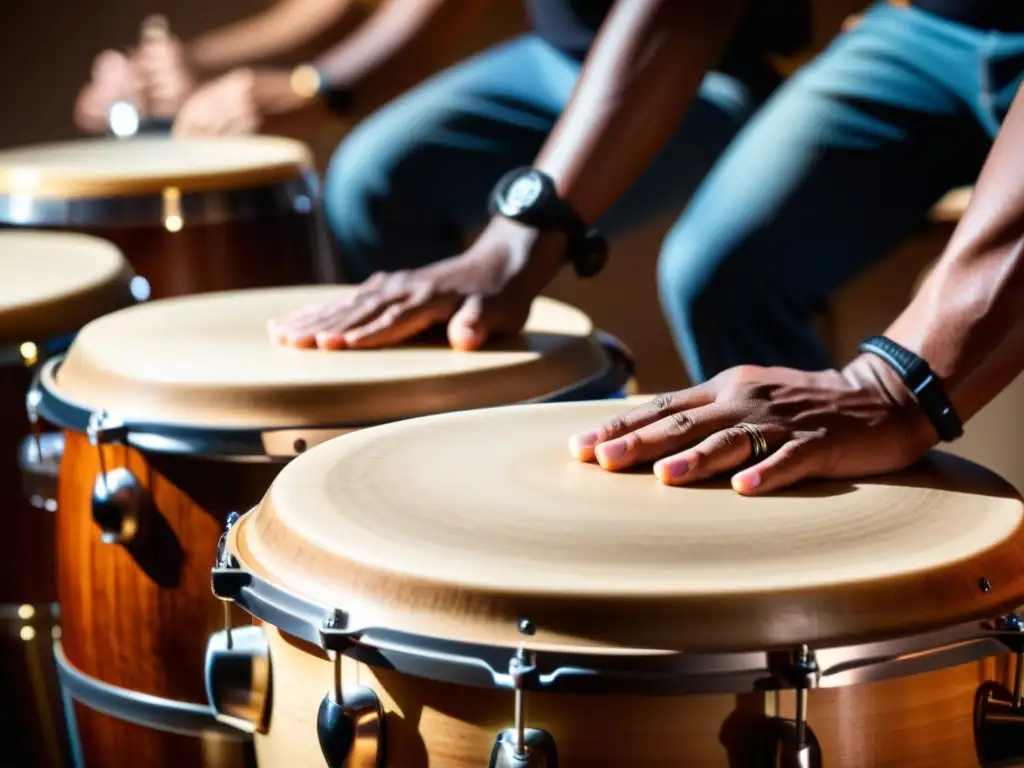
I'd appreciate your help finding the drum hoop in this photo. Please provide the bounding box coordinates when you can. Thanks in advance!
[0,175,318,229]
[32,343,630,461]
[212,554,1017,697]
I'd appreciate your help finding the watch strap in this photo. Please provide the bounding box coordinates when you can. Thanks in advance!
[858,335,964,442]
[489,167,608,278]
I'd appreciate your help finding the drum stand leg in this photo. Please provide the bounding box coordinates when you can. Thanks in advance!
[975,614,1024,767]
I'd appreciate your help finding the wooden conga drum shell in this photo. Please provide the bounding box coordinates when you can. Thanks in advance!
[219,399,1024,767]
[57,433,273,768]
[2,231,135,767]
[0,137,331,298]
[39,288,627,767]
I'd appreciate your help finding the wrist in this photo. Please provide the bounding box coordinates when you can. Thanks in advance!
[462,218,567,295]
[251,68,312,115]
[842,353,938,453]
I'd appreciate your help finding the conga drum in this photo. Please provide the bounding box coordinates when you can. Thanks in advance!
[0,136,333,298]
[209,400,1024,767]
[1,231,135,768]
[32,286,631,768]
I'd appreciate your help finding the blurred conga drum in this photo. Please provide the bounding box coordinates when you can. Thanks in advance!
[0,136,334,299]
[1,230,135,768]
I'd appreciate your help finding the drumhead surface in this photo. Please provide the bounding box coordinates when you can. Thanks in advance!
[0,137,312,197]
[1,231,135,345]
[47,286,609,428]
[234,400,1024,653]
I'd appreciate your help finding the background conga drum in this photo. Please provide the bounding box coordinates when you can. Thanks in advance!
[0,136,334,299]
[1,230,135,768]
[34,285,631,768]
[212,399,1024,768]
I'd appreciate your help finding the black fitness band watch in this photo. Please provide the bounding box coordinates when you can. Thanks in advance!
[488,167,608,278]
[858,335,964,442]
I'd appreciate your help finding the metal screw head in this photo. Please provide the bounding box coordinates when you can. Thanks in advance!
[980,577,993,593]
[225,512,241,530]
[294,438,308,453]
[517,618,535,636]
[322,611,343,630]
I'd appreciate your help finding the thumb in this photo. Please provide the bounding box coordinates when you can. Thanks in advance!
[447,295,492,351]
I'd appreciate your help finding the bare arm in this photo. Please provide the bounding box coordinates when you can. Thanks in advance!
[563,85,1024,496]
[884,86,1024,422]
[187,0,358,72]
[312,0,495,97]
[534,0,750,223]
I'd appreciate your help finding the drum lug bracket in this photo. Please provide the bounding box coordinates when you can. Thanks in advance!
[489,729,558,768]
[975,613,1024,767]
[204,625,271,734]
[87,409,128,446]
[769,645,822,768]
[320,611,358,650]
[317,653,386,768]
[487,649,559,767]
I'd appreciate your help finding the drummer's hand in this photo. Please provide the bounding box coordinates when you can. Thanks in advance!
[172,69,261,137]
[568,354,937,496]
[268,220,565,350]
[74,50,144,133]
[137,31,196,117]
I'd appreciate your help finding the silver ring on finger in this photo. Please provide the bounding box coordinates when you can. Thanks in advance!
[736,423,769,460]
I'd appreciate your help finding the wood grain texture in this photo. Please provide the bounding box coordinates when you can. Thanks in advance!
[259,624,1011,767]
[11,210,325,301]
[50,288,607,430]
[237,400,1024,654]
[57,431,279,767]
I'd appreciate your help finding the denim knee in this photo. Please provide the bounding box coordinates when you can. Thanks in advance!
[658,221,764,382]
[321,118,399,281]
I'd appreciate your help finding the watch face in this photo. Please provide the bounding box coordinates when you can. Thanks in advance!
[501,172,544,217]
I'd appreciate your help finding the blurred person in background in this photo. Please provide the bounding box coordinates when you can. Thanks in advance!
[263,0,1024,382]
[76,0,811,326]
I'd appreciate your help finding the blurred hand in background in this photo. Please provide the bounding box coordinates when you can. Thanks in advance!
[73,50,144,133]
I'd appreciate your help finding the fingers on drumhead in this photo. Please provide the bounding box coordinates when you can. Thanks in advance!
[653,423,786,486]
[591,402,735,471]
[568,389,715,462]
[732,438,821,496]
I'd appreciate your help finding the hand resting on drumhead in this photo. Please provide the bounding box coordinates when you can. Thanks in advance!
[572,83,1024,496]
[268,219,565,349]
[568,360,934,496]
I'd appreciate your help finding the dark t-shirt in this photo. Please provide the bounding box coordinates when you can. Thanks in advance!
[523,0,812,66]
[912,0,1024,30]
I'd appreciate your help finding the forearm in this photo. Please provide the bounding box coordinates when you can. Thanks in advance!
[534,0,749,223]
[882,88,1024,422]
[187,0,356,72]
[313,0,492,96]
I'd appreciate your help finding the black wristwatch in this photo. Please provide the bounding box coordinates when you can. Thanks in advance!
[858,335,964,442]
[489,167,608,278]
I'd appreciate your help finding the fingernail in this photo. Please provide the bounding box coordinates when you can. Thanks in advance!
[596,440,627,462]
[572,432,598,449]
[659,458,689,479]
[732,471,761,494]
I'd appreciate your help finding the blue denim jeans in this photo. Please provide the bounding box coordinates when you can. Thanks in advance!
[323,6,1024,383]
[660,2,1024,381]
[323,35,776,279]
